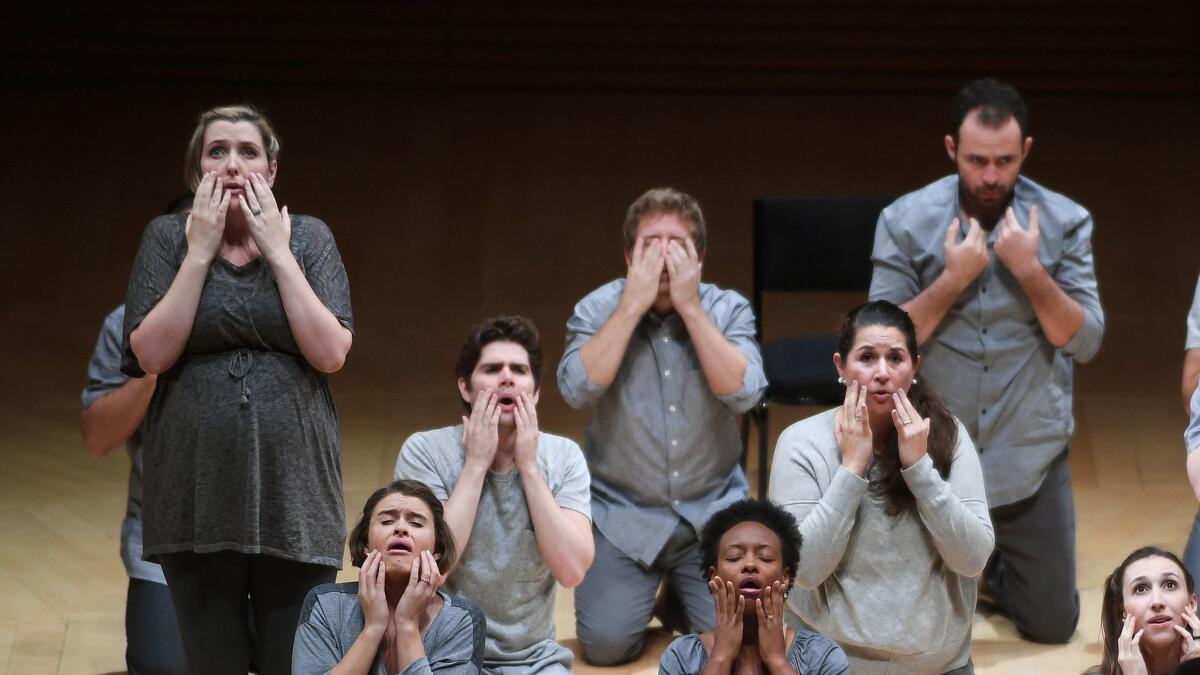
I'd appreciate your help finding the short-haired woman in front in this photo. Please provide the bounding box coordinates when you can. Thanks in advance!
[768,300,994,674]
[659,498,849,674]
[294,480,486,674]
[1092,546,1200,675]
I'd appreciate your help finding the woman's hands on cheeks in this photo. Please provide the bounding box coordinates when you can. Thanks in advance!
[357,550,390,636]
[239,172,293,265]
[393,551,445,632]
[1118,613,1149,675]
[891,387,931,468]
[835,380,872,476]
[185,172,229,264]
[756,581,796,674]
[708,575,744,666]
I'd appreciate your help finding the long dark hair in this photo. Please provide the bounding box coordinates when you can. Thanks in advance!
[837,300,957,516]
[1096,546,1195,675]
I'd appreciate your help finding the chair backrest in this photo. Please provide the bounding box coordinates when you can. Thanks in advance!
[751,195,893,338]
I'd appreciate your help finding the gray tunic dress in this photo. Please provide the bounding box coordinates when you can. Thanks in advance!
[122,212,353,566]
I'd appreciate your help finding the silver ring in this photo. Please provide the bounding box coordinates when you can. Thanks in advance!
[902,419,912,426]
[251,208,263,216]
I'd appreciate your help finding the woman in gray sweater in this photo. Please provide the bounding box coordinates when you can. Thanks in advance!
[768,301,994,674]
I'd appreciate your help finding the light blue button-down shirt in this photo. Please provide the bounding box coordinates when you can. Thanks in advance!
[870,175,1104,507]
[558,279,767,565]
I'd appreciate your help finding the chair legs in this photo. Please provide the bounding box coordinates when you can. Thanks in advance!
[741,402,770,498]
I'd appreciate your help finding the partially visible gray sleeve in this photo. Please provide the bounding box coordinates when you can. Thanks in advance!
[82,307,127,409]
[1187,274,1200,350]
[122,215,184,378]
[1056,209,1104,363]
[557,290,615,409]
[1186,386,1200,454]
[901,422,994,577]
[712,291,767,414]
[292,592,344,675]
[657,635,703,675]
[551,441,592,519]
[768,420,868,589]
[869,205,922,305]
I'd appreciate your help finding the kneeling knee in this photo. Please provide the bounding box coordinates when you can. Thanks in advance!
[577,627,646,666]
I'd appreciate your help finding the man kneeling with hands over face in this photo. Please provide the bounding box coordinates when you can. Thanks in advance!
[395,316,594,674]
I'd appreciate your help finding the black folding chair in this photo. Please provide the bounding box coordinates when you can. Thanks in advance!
[742,195,893,497]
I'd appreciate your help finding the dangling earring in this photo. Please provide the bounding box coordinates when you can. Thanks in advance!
[837,376,846,385]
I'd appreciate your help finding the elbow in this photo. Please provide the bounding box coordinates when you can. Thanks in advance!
[309,335,352,374]
[81,427,112,458]
[554,548,595,589]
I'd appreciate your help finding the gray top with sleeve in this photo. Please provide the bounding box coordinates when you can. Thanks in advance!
[768,408,994,675]
[121,212,354,566]
[1185,386,1200,453]
[557,279,767,565]
[1187,274,1200,350]
[394,425,590,671]
[292,585,485,675]
[81,305,164,584]
[658,630,850,675]
[869,174,1104,507]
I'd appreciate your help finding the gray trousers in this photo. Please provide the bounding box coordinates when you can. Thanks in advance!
[574,520,716,666]
[126,578,186,675]
[984,450,1079,643]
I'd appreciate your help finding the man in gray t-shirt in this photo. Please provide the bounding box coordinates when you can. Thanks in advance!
[394,316,593,674]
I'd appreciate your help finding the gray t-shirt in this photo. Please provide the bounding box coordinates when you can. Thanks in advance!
[122,212,353,566]
[81,305,163,584]
[659,630,850,675]
[394,425,591,672]
[293,584,484,675]
[769,408,994,674]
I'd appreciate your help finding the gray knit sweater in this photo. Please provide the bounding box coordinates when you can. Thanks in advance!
[768,408,994,674]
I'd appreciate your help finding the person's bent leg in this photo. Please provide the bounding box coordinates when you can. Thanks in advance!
[989,451,1079,643]
[125,578,187,675]
[159,550,253,673]
[574,526,660,666]
[661,520,716,634]
[248,554,337,675]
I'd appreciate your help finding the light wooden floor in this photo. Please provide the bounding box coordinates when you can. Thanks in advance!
[2,313,1195,675]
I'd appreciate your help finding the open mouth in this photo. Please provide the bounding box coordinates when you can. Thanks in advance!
[738,578,763,596]
[387,540,412,554]
[1147,614,1173,626]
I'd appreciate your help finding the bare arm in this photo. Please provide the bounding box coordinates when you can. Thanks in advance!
[514,394,594,587]
[267,239,354,373]
[900,218,987,346]
[440,395,502,561]
[130,174,228,374]
[81,375,157,458]
[996,206,1085,349]
[578,237,663,386]
[1011,263,1084,348]
[242,176,352,373]
[520,471,593,587]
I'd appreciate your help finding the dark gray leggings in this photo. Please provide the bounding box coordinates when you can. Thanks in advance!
[159,551,336,675]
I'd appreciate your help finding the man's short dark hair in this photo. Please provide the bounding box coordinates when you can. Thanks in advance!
[698,499,802,593]
[454,316,543,411]
[949,78,1029,141]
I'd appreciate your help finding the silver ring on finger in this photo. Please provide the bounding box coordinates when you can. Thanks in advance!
[252,208,263,216]
[902,419,912,426]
